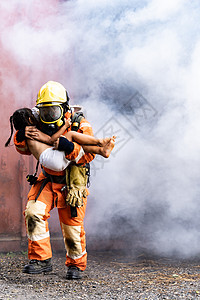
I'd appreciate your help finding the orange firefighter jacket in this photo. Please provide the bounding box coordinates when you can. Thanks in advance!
[14,112,95,192]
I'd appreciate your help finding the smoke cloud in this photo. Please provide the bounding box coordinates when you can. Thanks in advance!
[2,0,200,257]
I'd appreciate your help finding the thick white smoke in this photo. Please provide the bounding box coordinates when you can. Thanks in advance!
[2,0,200,257]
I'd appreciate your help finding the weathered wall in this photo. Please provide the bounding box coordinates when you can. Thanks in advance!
[0,0,64,252]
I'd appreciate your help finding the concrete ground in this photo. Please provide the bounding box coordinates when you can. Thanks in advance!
[1,251,200,299]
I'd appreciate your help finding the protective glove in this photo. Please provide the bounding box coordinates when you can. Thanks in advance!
[65,165,88,207]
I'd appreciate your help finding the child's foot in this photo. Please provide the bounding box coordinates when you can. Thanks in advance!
[101,138,115,158]
[98,136,116,147]
[98,137,111,147]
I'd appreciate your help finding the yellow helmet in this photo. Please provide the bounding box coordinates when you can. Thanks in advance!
[36,81,70,127]
[36,81,67,106]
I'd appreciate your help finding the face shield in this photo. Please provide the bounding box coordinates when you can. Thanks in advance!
[38,103,64,126]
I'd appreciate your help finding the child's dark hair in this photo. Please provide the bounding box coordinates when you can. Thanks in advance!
[5,108,37,147]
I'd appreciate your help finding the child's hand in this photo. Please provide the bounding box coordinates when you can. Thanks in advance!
[25,126,39,140]
[64,118,71,128]
[53,138,59,150]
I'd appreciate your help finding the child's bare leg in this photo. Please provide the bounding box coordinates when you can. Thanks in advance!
[64,131,99,145]
[82,137,115,158]
[63,131,73,142]
[82,145,101,155]
[64,131,115,147]
[64,131,108,146]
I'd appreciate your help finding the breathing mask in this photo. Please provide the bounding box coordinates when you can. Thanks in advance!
[38,103,64,127]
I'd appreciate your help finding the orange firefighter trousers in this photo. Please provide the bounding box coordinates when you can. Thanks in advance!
[24,171,87,271]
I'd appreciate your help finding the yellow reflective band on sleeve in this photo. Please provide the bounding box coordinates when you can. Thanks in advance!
[16,145,29,152]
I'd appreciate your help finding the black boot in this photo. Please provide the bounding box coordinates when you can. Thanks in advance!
[23,258,52,274]
[66,266,82,279]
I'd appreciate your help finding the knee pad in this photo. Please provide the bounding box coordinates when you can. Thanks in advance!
[25,200,47,236]
[61,223,84,259]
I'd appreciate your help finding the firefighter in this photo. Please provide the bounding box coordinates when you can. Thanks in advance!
[14,81,95,279]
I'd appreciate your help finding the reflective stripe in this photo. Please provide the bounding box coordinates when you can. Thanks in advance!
[80,122,92,129]
[75,147,85,163]
[16,145,28,152]
[27,231,50,241]
[67,249,87,260]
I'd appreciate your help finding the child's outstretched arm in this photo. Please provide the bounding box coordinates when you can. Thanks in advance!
[64,130,113,147]
[50,118,71,143]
